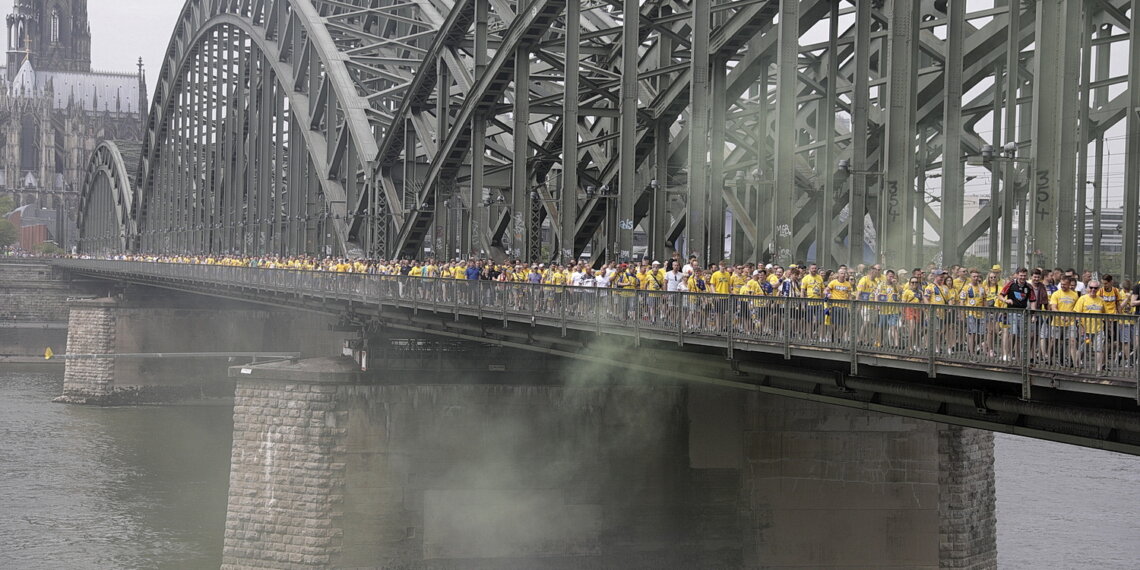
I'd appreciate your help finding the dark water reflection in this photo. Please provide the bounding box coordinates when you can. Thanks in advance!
[3,369,1140,568]
[0,370,231,569]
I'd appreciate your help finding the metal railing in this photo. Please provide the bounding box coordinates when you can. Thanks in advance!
[56,260,1140,395]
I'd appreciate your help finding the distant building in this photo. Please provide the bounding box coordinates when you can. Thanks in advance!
[4,202,58,250]
[0,0,146,248]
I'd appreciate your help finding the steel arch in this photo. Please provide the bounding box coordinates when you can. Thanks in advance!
[78,0,1140,276]
[125,0,439,256]
[77,141,138,255]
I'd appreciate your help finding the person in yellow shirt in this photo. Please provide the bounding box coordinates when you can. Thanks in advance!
[874,270,902,348]
[825,268,853,339]
[1046,276,1080,366]
[855,265,881,341]
[900,274,925,349]
[801,264,824,298]
[1074,280,1107,371]
[739,271,765,335]
[958,269,989,357]
[767,266,782,288]
[800,263,825,328]
[730,266,747,295]
[856,265,880,301]
[709,263,733,295]
[924,271,950,305]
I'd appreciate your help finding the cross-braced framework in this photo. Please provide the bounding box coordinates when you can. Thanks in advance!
[78,0,1140,277]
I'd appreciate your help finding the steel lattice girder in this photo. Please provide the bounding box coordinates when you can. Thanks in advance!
[77,141,138,255]
[76,0,1140,275]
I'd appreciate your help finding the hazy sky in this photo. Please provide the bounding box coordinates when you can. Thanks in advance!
[2,1,185,99]
[89,1,184,93]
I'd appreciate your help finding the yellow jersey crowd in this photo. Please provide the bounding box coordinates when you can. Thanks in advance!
[78,252,1140,373]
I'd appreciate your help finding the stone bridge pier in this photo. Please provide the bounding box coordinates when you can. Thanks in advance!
[57,291,341,404]
[222,356,996,569]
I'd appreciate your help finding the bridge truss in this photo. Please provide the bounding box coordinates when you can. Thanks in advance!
[77,0,1140,276]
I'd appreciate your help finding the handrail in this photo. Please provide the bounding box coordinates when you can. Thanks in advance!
[53,259,1140,399]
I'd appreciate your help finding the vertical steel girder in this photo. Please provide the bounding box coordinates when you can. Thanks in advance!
[848,0,872,266]
[941,0,965,267]
[772,0,799,267]
[73,0,1140,281]
[883,0,918,268]
[686,0,712,264]
[1126,0,1140,280]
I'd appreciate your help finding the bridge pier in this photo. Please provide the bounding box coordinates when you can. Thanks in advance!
[57,294,340,405]
[222,357,996,569]
[726,391,996,569]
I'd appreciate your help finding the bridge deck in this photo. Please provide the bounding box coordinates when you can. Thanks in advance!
[54,260,1140,404]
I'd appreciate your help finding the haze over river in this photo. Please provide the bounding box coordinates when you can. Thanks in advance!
[1,368,1138,568]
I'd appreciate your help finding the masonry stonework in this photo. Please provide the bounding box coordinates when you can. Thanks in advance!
[223,379,347,568]
[222,362,745,569]
[221,362,999,569]
[938,425,998,569]
[58,297,116,403]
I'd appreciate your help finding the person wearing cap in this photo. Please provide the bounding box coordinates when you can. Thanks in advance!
[825,267,853,341]
[640,261,663,322]
[1098,274,1130,365]
[1074,279,1107,371]
[739,269,766,335]
[614,263,640,319]
[959,269,990,358]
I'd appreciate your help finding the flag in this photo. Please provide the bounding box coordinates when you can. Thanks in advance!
[44,347,54,360]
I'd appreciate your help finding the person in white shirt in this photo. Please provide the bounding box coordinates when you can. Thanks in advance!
[665,267,684,292]
[682,255,698,276]
[594,270,611,288]
[570,264,585,287]
[580,268,596,288]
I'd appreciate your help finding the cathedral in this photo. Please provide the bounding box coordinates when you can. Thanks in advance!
[1,0,146,247]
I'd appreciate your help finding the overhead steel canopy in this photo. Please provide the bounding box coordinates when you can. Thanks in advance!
[77,0,1140,276]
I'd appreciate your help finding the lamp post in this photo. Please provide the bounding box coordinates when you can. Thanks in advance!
[1087,180,1102,271]
[965,142,1031,270]
[836,159,883,265]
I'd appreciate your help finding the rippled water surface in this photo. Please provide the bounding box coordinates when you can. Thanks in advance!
[2,369,1140,568]
[0,369,232,569]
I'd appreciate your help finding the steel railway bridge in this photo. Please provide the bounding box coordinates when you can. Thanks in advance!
[73,0,1140,277]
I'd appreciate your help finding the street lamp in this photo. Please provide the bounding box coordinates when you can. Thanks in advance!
[836,159,884,265]
[966,142,1033,270]
[1086,180,1103,270]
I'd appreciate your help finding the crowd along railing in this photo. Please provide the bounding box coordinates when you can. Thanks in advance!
[55,260,1140,397]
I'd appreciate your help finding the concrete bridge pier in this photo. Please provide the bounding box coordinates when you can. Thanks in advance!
[222,357,996,569]
[57,294,340,404]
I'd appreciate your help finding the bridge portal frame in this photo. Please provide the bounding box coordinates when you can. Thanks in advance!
[76,0,1140,276]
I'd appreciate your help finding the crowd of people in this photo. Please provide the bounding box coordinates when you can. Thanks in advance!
[75,251,1140,373]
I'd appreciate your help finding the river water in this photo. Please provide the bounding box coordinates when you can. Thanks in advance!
[2,368,1139,568]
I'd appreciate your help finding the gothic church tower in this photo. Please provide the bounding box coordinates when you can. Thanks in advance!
[6,0,91,81]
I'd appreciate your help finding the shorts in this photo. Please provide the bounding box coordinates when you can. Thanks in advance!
[830,306,848,327]
[806,304,824,321]
[1007,312,1025,336]
[1120,323,1133,344]
[1086,331,1105,352]
[879,314,899,328]
[966,315,983,335]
